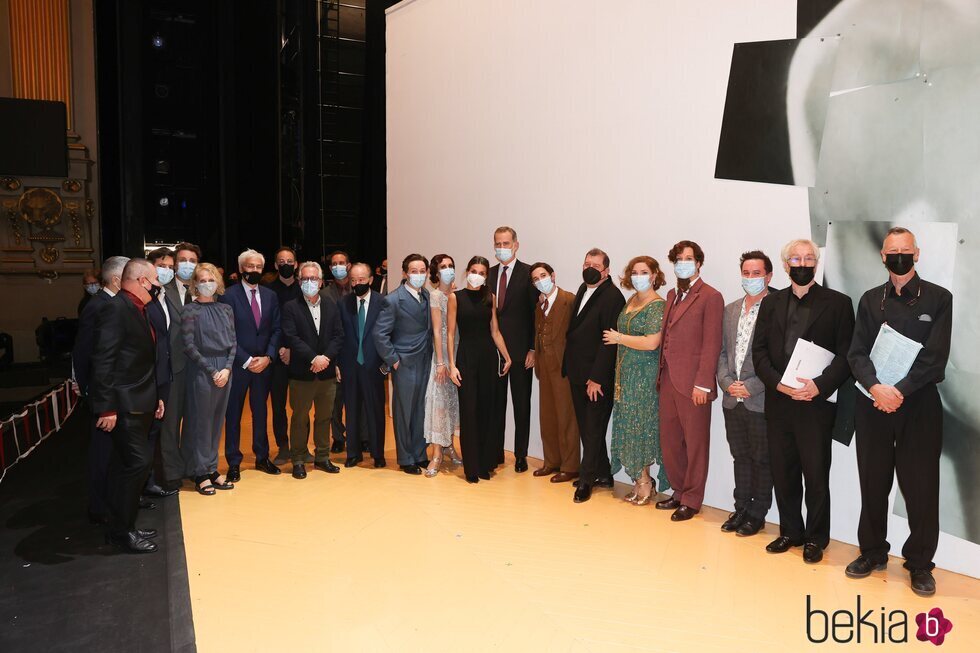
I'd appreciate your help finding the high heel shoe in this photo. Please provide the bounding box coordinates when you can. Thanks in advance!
[628,480,653,506]
[424,456,443,478]
[443,445,463,466]
[623,482,642,502]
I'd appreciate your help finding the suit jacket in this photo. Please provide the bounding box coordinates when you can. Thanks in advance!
[562,278,626,388]
[373,284,432,368]
[338,290,385,371]
[320,279,352,305]
[488,259,537,357]
[752,283,855,416]
[146,297,173,405]
[71,289,113,395]
[717,296,767,412]
[534,288,575,377]
[280,296,345,381]
[219,282,282,368]
[658,278,724,399]
[163,279,192,374]
[89,294,159,414]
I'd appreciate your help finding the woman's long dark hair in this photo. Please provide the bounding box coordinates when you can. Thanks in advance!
[465,255,493,306]
[429,253,455,285]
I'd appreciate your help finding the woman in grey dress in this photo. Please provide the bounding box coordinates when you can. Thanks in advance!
[182,263,237,495]
[423,254,462,477]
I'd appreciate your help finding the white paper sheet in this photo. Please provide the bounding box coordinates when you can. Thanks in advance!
[856,323,924,398]
[780,338,839,403]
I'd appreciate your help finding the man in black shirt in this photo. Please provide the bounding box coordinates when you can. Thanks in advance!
[845,227,952,597]
[267,247,303,463]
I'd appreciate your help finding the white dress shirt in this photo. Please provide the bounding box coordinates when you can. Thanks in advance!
[306,294,321,335]
[578,285,597,315]
[157,287,171,329]
[542,286,559,317]
[356,291,371,316]
[404,284,421,303]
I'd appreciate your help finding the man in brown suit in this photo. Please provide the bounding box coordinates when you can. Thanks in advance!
[656,240,724,521]
[530,263,580,482]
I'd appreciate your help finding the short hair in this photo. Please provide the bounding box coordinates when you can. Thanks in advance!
[146,246,174,264]
[585,247,610,269]
[739,250,773,274]
[667,240,705,265]
[189,262,226,297]
[238,248,265,269]
[83,268,100,282]
[529,261,554,277]
[621,256,666,291]
[328,250,350,265]
[350,262,373,279]
[173,242,202,261]
[429,254,455,284]
[122,258,153,281]
[101,256,130,283]
[884,226,918,247]
[275,246,297,260]
[780,239,820,263]
[402,253,429,273]
[494,226,517,241]
[297,261,323,279]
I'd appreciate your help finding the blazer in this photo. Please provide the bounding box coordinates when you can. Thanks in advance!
[163,279,191,374]
[89,294,159,414]
[373,284,432,367]
[219,282,282,369]
[146,297,173,404]
[71,289,113,395]
[488,259,538,357]
[717,296,767,412]
[534,288,575,377]
[337,290,385,371]
[658,278,725,399]
[280,296,345,381]
[562,278,626,388]
[752,283,855,416]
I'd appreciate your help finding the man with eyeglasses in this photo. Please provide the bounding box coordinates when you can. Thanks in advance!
[752,239,854,565]
[844,227,952,597]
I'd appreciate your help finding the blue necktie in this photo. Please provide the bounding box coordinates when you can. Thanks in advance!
[356,298,366,364]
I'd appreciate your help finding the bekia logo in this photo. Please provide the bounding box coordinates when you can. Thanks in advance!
[806,596,953,646]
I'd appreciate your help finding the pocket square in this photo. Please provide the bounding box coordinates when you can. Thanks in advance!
[918,314,932,322]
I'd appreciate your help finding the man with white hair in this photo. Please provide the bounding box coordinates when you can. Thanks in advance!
[752,239,854,564]
[219,249,283,481]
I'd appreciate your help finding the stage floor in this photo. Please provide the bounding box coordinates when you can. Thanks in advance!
[182,408,979,653]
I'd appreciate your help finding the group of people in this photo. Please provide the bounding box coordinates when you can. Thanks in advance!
[72,225,950,598]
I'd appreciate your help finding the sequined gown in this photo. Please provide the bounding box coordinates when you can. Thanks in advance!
[423,288,460,445]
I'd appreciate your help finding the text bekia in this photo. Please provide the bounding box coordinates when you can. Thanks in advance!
[806,595,908,644]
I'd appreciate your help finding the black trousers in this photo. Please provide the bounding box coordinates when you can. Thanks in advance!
[270,360,290,449]
[87,414,113,517]
[855,385,942,571]
[343,363,386,462]
[106,412,154,536]
[330,379,346,444]
[459,352,498,479]
[569,380,612,484]
[723,404,773,519]
[767,400,835,547]
[493,356,533,462]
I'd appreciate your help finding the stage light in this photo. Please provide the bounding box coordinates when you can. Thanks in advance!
[159,197,169,207]
[151,33,165,49]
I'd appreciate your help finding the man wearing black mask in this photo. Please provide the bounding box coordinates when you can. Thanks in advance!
[267,247,303,464]
[562,248,625,503]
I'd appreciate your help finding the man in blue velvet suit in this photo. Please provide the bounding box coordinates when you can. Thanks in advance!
[338,263,388,468]
[220,249,283,481]
[373,254,432,474]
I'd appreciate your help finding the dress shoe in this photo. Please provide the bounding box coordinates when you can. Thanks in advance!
[143,485,178,498]
[136,528,158,539]
[514,457,528,473]
[400,464,422,475]
[161,479,183,492]
[671,505,698,521]
[910,569,936,597]
[478,471,491,481]
[845,555,887,579]
[330,439,346,454]
[292,464,307,479]
[466,476,479,484]
[655,497,680,511]
[720,509,747,532]
[88,511,109,525]
[766,535,803,554]
[803,543,825,564]
[533,467,557,477]
[315,460,340,474]
[345,456,363,468]
[107,532,158,554]
[138,499,156,510]
[227,465,241,483]
[735,516,764,537]
[255,458,282,475]
[573,484,593,503]
[593,476,614,488]
[550,471,578,484]
[373,458,386,468]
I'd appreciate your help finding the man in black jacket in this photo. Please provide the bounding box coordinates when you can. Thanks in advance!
[281,262,346,479]
[563,248,626,503]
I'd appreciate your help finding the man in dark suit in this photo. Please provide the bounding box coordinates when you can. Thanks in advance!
[563,248,626,503]
[656,240,724,523]
[72,255,129,524]
[337,263,387,467]
[144,247,177,498]
[752,238,854,564]
[487,226,538,472]
[371,259,388,295]
[266,246,303,464]
[280,262,345,479]
[90,259,165,553]
[220,249,283,481]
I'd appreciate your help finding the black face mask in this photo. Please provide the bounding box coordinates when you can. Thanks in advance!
[582,267,602,285]
[146,282,161,300]
[278,264,295,279]
[884,253,914,276]
[243,271,263,285]
[353,283,371,297]
[788,266,816,286]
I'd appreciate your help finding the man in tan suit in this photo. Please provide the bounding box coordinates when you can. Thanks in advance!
[530,262,580,482]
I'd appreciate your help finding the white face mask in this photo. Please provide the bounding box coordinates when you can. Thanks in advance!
[467,273,486,288]
[197,281,218,298]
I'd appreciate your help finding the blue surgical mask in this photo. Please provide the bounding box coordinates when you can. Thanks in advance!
[84,283,100,295]
[439,268,455,285]
[331,265,348,280]
[674,260,697,280]
[156,266,175,286]
[176,261,196,281]
[534,277,554,295]
[741,276,766,297]
[197,281,217,298]
[408,273,426,289]
[495,248,513,263]
[631,274,652,292]
[301,279,320,297]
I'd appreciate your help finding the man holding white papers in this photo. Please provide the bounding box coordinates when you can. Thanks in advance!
[845,227,952,597]
[752,239,854,564]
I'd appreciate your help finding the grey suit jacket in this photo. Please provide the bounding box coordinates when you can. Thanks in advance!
[717,296,767,412]
[163,278,191,374]
[373,284,432,368]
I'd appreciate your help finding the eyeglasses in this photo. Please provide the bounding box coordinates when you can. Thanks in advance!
[787,256,818,266]
[299,277,320,283]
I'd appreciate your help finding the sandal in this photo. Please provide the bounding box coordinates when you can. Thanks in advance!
[628,480,653,506]
[209,472,235,490]
[195,479,216,496]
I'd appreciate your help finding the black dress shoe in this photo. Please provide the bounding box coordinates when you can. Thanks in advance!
[845,555,887,579]
[766,535,803,553]
[292,464,307,479]
[803,543,825,564]
[400,464,421,475]
[466,476,479,484]
[139,499,156,510]
[671,505,698,522]
[107,532,158,554]
[573,484,593,503]
[735,516,764,537]
[655,497,680,511]
[514,457,528,473]
[227,465,241,482]
[721,509,747,532]
[593,476,614,488]
[88,511,109,525]
[255,458,282,475]
[143,485,178,498]
[314,460,340,474]
[136,528,158,539]
[330,440,346,454]
[345,456,363,468]
[478,471,491,481]
[373,458,386,468]
[910,569,936,597]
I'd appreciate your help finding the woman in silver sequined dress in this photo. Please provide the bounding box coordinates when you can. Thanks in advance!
[423,254,462,476]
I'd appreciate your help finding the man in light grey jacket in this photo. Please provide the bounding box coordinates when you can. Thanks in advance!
[716,250,774,537]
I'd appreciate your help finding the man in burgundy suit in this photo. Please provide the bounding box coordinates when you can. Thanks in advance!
[656,240,724,521]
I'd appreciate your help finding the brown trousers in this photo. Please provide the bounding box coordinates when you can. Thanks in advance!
[537,357,580,473]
